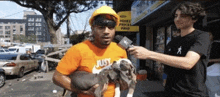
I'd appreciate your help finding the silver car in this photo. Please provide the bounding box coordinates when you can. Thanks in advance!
[0,68,5,88]
[0,53,39,78]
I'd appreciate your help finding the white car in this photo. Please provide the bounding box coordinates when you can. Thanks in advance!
[0,49,9,54]
[0,53,39,78]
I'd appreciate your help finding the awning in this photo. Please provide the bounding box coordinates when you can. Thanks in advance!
[131,1,179,27]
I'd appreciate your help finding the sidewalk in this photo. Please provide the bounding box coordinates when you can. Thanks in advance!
[0,70,165,97]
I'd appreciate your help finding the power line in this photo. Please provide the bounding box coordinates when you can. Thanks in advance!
[73,14,81,30]
[70,15,77,31]
[0,9,29,19]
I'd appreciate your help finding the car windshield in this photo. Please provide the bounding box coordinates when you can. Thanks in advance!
[8,48,16,51]
[0,54,17,60]
[36,50,45,54]
[4,49,9,52]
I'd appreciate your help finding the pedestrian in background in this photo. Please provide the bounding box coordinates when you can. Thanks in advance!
[128,1,210,97]
[205,32,220,97]
[52,6,128,97]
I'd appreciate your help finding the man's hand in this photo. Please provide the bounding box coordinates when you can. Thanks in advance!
[128,46,150,59]
[79,83,108,96]
[80,84,99,95]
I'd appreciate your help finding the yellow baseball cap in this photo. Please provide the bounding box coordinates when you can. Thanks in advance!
[89,5,120,27]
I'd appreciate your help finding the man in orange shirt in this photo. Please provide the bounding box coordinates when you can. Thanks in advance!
[52,6,127,97]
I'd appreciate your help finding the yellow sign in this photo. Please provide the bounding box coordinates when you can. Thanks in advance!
[116,11,139,32]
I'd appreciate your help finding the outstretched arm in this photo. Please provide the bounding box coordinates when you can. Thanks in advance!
[128,46,201,70]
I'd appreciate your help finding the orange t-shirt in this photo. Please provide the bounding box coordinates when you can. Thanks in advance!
[56,40,127,97]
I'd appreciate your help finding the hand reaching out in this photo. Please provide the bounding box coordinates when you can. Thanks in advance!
[127,46,150,59]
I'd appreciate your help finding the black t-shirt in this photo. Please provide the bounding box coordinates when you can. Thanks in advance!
[164,29,211,97]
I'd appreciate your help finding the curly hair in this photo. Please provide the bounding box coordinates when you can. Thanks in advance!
[172,1,206,20]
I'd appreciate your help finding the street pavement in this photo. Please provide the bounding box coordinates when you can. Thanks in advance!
[0,70,165,97]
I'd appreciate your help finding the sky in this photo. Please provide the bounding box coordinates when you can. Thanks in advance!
[0,1,108,34]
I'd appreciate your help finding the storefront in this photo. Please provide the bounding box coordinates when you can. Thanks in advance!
[115,11,140,70]
[131,0,220,80]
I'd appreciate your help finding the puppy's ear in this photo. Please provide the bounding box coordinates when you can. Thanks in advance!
[108,70,118,80]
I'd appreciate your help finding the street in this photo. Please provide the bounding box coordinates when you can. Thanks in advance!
[0,70,64,97]
[0,70,165,97]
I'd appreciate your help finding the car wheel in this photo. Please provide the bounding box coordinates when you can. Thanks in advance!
[18,67,24,78]
[0,73,5,88]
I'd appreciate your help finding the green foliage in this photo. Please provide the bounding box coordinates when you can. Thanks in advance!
[11,0,99,44]
[69,31,90,45]
[13,34,36,43]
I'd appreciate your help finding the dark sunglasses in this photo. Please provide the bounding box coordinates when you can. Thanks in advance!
[93,19,116,28]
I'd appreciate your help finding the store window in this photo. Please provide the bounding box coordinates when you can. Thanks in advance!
[166,25,172,45]
[155,27,165,53]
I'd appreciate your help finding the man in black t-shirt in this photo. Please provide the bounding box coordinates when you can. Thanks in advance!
[163,29,210,97]
[128,2,211,97]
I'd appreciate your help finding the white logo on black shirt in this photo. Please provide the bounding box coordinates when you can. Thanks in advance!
[177,46,182,54]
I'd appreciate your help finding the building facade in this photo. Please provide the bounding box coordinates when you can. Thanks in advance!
[24,11,50,43]
[0,11,64,46]
[0,19,26,46]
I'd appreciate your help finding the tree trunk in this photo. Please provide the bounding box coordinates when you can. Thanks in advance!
[46,19,58,44]
[48,27,58,44]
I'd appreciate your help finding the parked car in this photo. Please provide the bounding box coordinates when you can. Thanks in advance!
[0,53,39,78]
[31,49,46,65]
[8,46,26,54]
[0,68,6,88]
[35,49,46,54]
[0,48,9,54]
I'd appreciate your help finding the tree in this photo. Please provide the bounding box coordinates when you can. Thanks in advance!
[69,31,90,45]
[13,34,36,43]
[11,0,98,44]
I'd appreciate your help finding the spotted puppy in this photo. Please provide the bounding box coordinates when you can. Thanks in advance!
[67,58,136,97]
